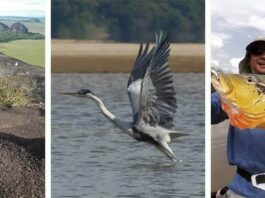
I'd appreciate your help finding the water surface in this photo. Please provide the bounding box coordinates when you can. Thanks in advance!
[52,73,205,197]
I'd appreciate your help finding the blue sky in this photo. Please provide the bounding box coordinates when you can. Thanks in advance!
[0,0,44,17]
[211,0,265,73]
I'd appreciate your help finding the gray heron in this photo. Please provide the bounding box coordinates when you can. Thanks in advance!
[61,32,180,162]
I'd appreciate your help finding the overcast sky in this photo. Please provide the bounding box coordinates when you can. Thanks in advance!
[0,0,44,17]
[211,0,265,73]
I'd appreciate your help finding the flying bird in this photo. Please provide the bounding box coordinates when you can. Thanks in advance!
[61,32,180,162]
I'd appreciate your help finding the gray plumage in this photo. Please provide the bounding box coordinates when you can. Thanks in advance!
[61,32,180,162]
[128,32,177,128]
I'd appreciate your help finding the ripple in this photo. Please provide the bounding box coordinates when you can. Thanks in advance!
[52,73,205,197]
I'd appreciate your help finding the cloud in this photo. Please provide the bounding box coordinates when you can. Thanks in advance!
[0,0,44,17]
[211,60,219,68]
[248,16,265,32]
[211,34,224,48]
[212,0,265,73]
[230,57,243,73]
[212,0,265,32]
[211,33,231,49]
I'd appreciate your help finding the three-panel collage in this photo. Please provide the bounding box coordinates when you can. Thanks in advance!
[1,0,265,197]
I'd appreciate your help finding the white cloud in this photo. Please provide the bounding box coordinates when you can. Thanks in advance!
[211,60,219,68]
[211,34,224,48]
[248,16,265,32]
[212,0,265,32]
[212,0,265,73]
[211,33,231,49]
[0,0,44,17]
[230,57,242,73]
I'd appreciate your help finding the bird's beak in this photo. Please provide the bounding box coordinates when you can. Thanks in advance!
[59,92,77,96]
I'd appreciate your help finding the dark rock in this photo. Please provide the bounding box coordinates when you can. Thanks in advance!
[0,107,44,197]
[10,22,28,34]
[0,48,44,197]
[0,53,44,77]
[0,22,9,32]
[0,136,44,197]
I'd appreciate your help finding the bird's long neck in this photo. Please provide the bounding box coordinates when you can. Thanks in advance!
[91,95,115,120]
[90,95,133,135]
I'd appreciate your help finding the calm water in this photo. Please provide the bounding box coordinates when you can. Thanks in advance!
[52,73,205,198]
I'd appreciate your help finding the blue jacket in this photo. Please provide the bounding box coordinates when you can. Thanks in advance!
[212,92,265,197]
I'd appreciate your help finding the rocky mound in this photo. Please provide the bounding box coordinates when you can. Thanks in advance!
[0,54,45,197]
[10,22,28,34]
[0,135,44,197]
[0,53,44,107]
[0,53,44,77]
[0,22,9,32]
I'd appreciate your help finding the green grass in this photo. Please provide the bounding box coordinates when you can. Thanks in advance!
[0,40,45,67]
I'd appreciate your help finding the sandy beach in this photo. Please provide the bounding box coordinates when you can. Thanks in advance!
[52,40,204,73]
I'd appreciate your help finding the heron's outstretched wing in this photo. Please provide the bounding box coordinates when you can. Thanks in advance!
[127,43,155,122]
[136,32,177,129]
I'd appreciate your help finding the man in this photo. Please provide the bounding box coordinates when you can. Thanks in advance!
[211,38,265,197]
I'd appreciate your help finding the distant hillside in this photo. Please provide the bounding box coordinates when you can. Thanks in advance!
[0,22,44,43]
[0,16,45,34]
[52,0,204,43]
[0,16,45,23]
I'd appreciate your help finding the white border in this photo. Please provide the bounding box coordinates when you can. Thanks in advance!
[205,0,211,197]
[45,0,51,196]
[43,1,209,197]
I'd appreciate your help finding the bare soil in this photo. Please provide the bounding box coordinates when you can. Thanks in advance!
[0,107,45,198]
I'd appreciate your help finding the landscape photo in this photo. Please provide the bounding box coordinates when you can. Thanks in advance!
[0,0,45,197]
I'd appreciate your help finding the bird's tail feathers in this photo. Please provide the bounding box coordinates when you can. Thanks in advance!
[169,130,188,138]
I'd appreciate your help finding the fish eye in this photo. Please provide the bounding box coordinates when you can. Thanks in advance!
[246,76,256,84]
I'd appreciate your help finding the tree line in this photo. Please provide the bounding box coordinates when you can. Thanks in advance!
[0,31,44,43]
[52,0,204,43]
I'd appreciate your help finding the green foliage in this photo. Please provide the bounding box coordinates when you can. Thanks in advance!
[52,0,204,42]
[0,31,44,43]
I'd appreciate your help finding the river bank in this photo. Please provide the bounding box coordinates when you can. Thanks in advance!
[52,40,204,73]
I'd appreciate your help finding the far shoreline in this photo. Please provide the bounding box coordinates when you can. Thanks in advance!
[52,40,205,73]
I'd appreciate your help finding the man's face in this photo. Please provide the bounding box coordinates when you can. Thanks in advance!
[250,50,265,74]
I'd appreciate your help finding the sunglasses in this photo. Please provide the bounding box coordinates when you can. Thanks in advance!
[249,48,265,56]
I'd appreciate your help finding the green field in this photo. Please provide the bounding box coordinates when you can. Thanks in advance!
[0,40,45,67]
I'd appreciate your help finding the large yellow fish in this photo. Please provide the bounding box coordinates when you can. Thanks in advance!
[211,70,265,129]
